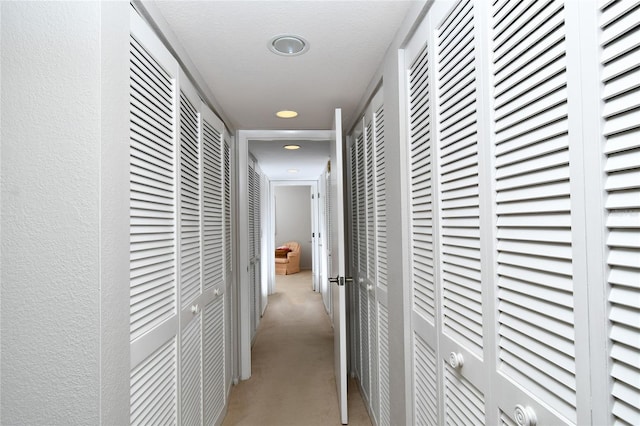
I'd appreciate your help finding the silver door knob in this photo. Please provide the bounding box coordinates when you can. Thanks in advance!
[191,304,199,314]
[366,284,373,291]
[514,405,536,426]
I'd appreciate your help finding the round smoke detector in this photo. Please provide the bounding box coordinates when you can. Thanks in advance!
[268,34,309,56]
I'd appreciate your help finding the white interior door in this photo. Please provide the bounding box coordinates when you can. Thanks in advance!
[329,108,348,425]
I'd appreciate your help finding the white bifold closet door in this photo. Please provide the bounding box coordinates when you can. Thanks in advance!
[405,1,491,424]
[599,1,640,424]
[405,0,639,425]
[129,9,180,424]
[128,8,228,425]
[248,157,262,340]
[347,88,389,425]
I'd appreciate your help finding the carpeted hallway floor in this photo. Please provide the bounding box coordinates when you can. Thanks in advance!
[222,270,372,426]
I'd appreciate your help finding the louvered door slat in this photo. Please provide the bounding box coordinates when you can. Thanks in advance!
[202,121,224,290]
[204,295,225,425]
[600,1,640,424]
[492,5,577,417]
[378,304,390,426]
[444,363,485,425]
[129,34,176,343]
[181,317,202,426]
[224,141,232,277]
[179,93,201,308]
[437,2,483,357]
[130,339,177,425]
[414,332,438,425]
[357,133,367,274]
[410,41,436,325]
[351,141,359,275]
[360,287,370,399]
[375,106,388,291]
[366,120,376,280]
[369,293,379,424]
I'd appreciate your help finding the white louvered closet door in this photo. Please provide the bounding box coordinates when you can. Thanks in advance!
[365,106,379,424]
[248,158,262,339]
[490,1,582,424]
[348,137,362,381]
[599,1,640,424]
[223,136,233,394]
[178,72,204,426]
[405,10,439,424]
[129,9,180,425]
[201,104,227,426]
[372,90,391,426]
[435,1,492,424]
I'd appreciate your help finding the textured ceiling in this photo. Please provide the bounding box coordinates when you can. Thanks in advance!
[249,139,330,180]
[152,0,417,179]
[153,0,416,131]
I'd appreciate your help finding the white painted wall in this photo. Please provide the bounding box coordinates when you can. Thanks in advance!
[1,2,131,424]
[1,2,101,423]
[274,186,312,270]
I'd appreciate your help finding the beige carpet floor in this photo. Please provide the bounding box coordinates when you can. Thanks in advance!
[222,270,372,426]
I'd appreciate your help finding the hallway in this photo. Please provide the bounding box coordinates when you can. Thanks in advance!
[223,271,371,426]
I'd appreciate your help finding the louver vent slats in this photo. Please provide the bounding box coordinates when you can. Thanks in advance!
[375,106,388,291]
[437,0,483,357]
[357,134,367,274]
[414,332,437,426]
[600,1,640,424]
[410,42,436,325]
[444,362,485,425]
[203,121,224,290]
[379,304,391,426]
[360,289,370,398]
[369,293,379,424]
[351,142,359,274]
[500,410,518,426]
[224,141,232,277]
[492,0,577,422]
[180,317,201,426]
[130,338,177,425]
[366,122,376,280]
[129,35,176,342]
[204,296,225,425]
[179,93,201,308]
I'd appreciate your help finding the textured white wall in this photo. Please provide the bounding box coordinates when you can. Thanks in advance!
[1,2,102,423]
[274,186,313,269]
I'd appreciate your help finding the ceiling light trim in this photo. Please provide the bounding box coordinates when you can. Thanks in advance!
[268,34,309,56]
[283,144,301,150]
[276,110,298,119]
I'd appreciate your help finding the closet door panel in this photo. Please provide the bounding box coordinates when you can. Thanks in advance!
[178,73,203,426]
[203,293,226,425]
[600,1,640,424]
[405,3,442,423]
[491,1,579,424]
[374,97,390,425]
[129,8,179,424]
[201,105,227,425]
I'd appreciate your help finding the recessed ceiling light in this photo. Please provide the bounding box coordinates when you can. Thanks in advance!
[269,34,309,56]
[283,144,300,150]
[276,110,298,119]
[287,169,299,174]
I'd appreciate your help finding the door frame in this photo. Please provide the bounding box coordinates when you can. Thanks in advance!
[270,180,320,295]
[236,129,331,380]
